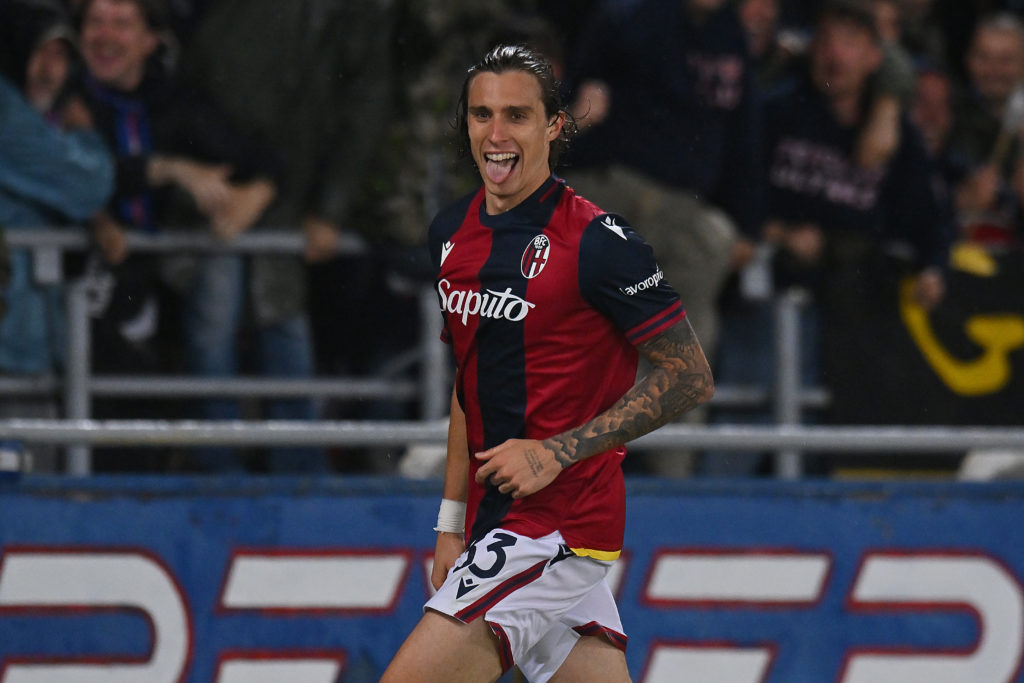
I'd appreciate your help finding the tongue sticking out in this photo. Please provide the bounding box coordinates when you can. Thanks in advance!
[484,155,517,184]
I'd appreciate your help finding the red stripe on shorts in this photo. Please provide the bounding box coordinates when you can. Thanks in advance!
[455,558,548,623]
[573,621,629,651]
[488,621,515,674]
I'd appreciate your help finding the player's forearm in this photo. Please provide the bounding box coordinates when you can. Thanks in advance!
[443,385,470,503]
[543,319,714,468]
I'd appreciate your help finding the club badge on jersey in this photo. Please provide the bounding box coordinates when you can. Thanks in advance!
[521,234,550,279]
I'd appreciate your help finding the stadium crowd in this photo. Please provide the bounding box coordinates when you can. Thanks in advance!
[0,0,1022,477]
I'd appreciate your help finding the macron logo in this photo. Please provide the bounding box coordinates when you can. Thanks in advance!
[602,216,627,240]
[440,241,455,267]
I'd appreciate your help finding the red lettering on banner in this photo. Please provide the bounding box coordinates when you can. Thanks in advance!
[840,550,1024,683]
[6,543,1024,682]
[638,548,831,682]
[0,546,192,682]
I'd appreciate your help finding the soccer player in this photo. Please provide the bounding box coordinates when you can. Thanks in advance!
[381,45,715,683]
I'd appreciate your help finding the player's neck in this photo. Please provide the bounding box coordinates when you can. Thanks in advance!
[483,175,551,215]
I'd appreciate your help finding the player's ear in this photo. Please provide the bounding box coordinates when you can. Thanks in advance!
[547,112,565,142]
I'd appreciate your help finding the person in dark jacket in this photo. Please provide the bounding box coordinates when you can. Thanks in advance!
[763,0,951,431]
[705,0,953,477]
[72,0,325,473]
[559,0,762,476]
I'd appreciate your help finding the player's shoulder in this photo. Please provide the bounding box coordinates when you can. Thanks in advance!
[577,207,655,283]
[560,181,603,221]
[568,194,644,250]
[557,182,638,241]
[429,187,481,244]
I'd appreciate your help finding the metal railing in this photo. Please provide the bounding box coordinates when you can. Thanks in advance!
[6,229,1021,478]
[2,228,449,474]
[4,419,1022,453]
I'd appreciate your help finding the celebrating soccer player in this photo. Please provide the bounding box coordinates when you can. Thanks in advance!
[381,44,715,683]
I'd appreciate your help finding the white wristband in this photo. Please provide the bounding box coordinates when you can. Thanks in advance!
[433,498,466,534]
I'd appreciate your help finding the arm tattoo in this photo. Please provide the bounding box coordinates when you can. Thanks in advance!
[546,320,714,469]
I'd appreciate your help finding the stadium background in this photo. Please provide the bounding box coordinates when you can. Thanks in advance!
[4,0,1024,681]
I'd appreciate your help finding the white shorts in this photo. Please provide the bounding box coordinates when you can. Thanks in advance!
[425,528,627,683]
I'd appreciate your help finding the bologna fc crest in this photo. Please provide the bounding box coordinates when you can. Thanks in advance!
[521,234,550,279]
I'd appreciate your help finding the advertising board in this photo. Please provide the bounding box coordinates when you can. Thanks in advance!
[0,477,1021,682]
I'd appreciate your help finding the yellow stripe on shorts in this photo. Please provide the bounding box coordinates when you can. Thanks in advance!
[570,547,621,561]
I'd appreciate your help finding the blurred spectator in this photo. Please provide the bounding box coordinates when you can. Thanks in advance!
[910,64,972,224]
[178,0,404,473]
[561,0,762,477]
[61,0,207,58]
[763,0,950,442]
[181,0,394,260]
[709,0,952,477]
[898,0,948,68]
[70,0,305,473]
[910,62,963,205]
[0,0,114,471]
[853,0,917,168]
[737,0,807,89]
[564,0,760,356]
[736,0,914,169]
[929,1,1009,83]
[911,66,957,158]
[947,12,1024,248]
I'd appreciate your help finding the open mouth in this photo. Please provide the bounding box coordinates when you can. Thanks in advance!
[484,152,519,184]
[85,44,124,73]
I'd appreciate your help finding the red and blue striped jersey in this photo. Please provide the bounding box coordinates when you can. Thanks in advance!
[429,176,684,558]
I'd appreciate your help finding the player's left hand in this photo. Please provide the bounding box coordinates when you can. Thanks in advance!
[474,439,561,499]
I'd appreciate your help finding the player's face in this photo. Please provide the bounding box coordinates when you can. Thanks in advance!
[466,70,564,214]
[80,0,158,92]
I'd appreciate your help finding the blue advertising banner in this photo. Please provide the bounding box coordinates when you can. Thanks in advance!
[1,476,1023,682]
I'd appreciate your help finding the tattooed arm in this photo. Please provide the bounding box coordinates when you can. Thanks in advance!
[474,317,714,498]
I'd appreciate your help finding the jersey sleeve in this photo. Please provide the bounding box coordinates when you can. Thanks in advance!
[578,213,685,345]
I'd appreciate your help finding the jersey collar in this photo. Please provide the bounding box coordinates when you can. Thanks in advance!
[477,175,565,229]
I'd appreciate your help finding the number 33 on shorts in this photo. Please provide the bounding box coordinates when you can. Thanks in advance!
[427,529,614,623]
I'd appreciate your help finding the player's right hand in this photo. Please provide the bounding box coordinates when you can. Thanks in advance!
[431,531,465,591]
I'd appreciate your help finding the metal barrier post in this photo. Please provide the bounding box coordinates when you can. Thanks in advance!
[418,286,447,420]
[773,288,807,479]
[64,279,92,475]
